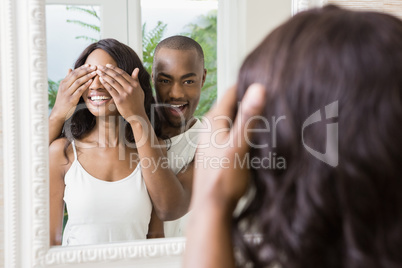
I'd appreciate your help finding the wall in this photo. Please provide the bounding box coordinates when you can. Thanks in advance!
[0,25,3,267]
[218,0,401,97]
[0,80,3,267]
[217,0,292,97]
[245,0,292,55]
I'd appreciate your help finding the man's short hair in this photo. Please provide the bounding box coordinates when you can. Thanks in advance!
[154,35,205,66]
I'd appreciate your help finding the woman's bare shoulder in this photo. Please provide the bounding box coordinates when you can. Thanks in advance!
[49,137,74,165]
[49,137,69,153]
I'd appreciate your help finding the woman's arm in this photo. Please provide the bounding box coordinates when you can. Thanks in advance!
[185,200,236,268]
[184,84,266,268]
[49,138,69,245]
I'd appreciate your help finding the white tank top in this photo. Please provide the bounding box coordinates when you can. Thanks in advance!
[164,119,203,237]
[62,141,152,246]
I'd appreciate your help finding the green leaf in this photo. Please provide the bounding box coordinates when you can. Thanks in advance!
[66,20,100,33]
[66,6,100,20]
[141,11,217,116]
[75,36,100,43]
[142,21,168,81]
[183,10,217,116]
[65,5,101,42]
[48,78,62,109]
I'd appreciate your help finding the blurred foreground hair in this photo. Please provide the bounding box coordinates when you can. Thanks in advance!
[234,5,402,268]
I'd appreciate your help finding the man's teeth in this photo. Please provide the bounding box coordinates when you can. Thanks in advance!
[91,96,111,101]
[170,104,185,108]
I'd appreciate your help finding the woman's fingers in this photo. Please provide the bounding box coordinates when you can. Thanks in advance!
[94,64,146,120]
[98,76,119,100]
[226,84,266,202]
[96,68,125,94]
[72,79,93,100]
[206,85,237,121]
[51,65,97,121]
[107,63,134,82]
[199,86,237,147]
[96,64,135,93]
[194,83,266,207]
[206,85,237,131]
[68,69,97,95]
[62,64,96,93]
[230,83,267,156]
[131,67,140,81]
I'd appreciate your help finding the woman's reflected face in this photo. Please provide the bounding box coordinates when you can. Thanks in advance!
[82,49,118,117]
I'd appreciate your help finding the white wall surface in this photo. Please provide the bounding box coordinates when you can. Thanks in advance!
[217,0,292,97]
[245,0,292,56]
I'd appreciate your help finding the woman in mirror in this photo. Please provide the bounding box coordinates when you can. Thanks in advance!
[185,5,402,268]
[49,38,164,246]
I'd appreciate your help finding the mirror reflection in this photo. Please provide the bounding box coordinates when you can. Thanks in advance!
[47,0,217,246]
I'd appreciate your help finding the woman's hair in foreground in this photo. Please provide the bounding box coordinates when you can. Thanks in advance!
[62,38,161,144]
[234,5,402,268]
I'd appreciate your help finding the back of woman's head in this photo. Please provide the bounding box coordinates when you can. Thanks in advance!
[235,5,402,268]
[64,38,161,142]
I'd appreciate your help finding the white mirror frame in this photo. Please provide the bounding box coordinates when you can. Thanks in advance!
[1,0,185,267]
[0,0,324,267]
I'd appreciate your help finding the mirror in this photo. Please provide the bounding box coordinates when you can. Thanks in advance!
[0,0,302,266]
[45,0,218,247]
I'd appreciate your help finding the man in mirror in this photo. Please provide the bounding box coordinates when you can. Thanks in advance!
[151,36,206,237]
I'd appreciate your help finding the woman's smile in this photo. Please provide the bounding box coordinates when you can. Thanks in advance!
[87,93,112,106]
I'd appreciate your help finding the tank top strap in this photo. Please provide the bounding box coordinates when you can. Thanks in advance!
[71,140,78,160]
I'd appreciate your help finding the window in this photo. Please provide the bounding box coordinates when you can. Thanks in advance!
[46,0,218,116]
[46,0,128,109]
[142,0,218,116]
[46,5,101,85]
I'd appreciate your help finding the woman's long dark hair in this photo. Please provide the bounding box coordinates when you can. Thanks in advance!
[233,5,402,268]
[62,38,161,148]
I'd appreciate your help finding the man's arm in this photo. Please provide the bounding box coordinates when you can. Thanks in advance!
[147,208,165,239]
[128,118,193,220]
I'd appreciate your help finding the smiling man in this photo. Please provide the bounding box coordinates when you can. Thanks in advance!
[152,36,207,237]
[152,36,207,138]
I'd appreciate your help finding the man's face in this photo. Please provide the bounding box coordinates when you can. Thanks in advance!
[153,47,206,129]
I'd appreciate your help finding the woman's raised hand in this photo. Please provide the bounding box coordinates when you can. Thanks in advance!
[184,84,266,268]
[191,84,267,212]
[50,64,97,121]
[96,64,147,120]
